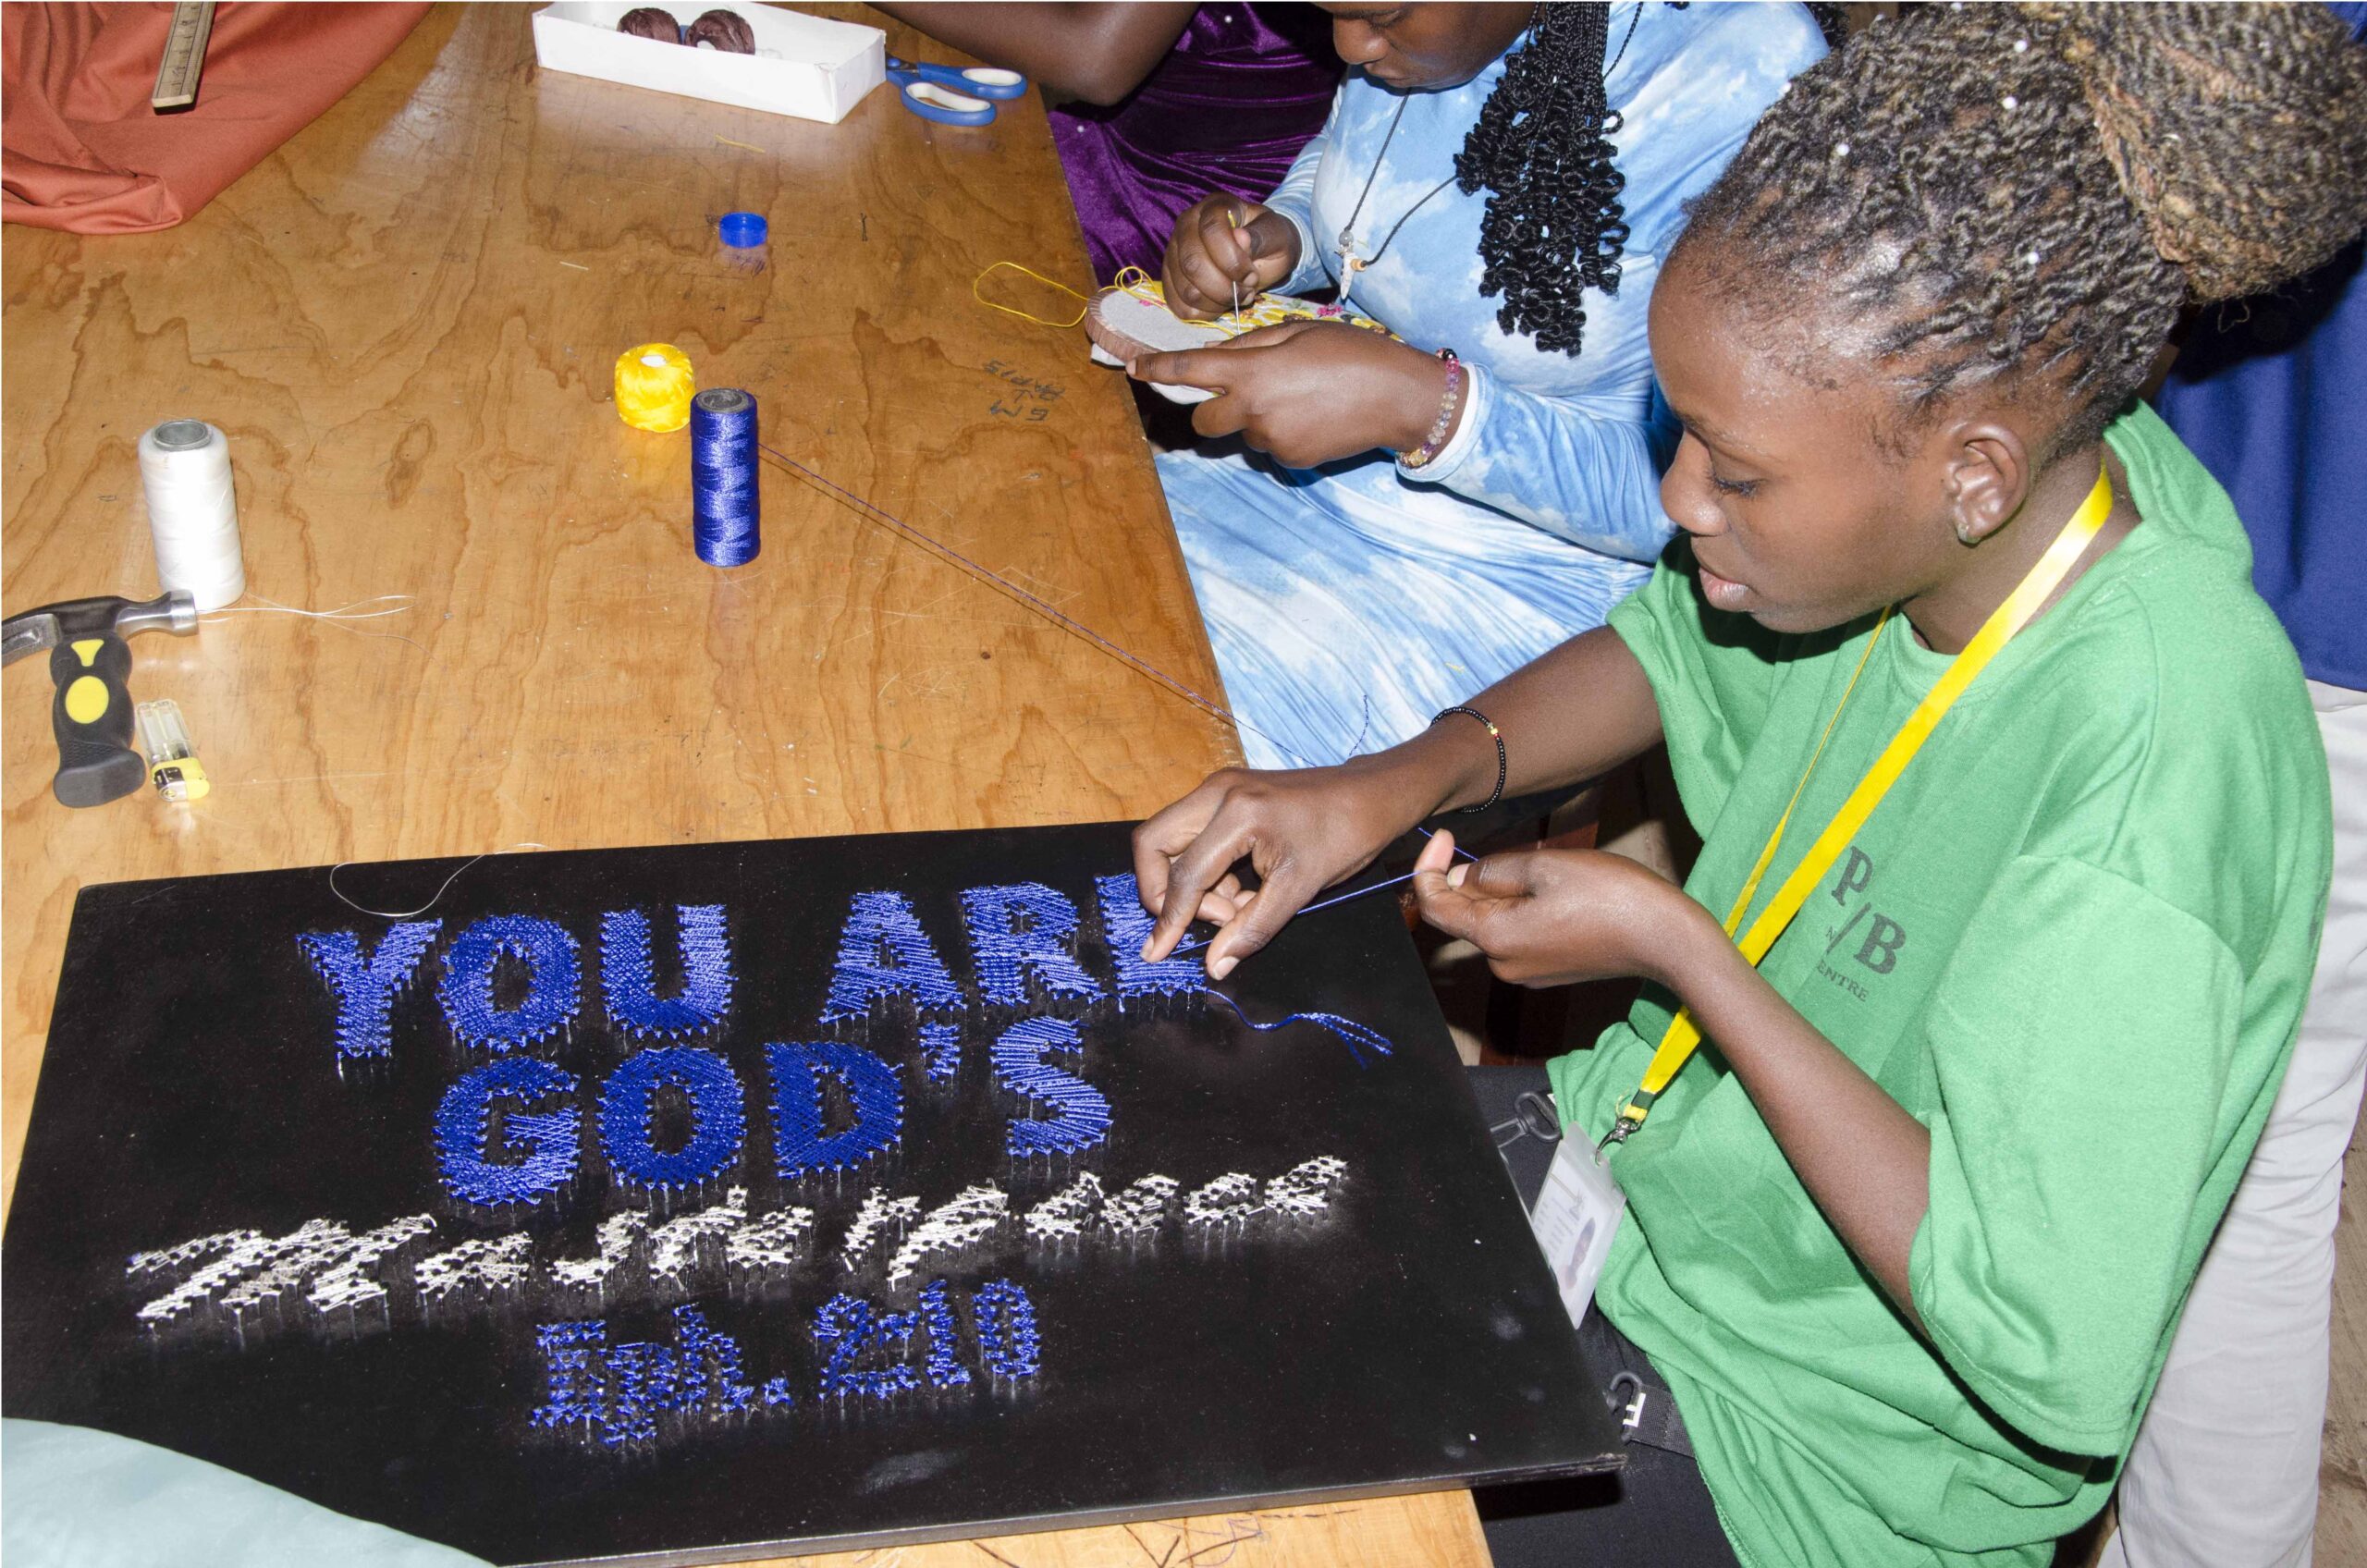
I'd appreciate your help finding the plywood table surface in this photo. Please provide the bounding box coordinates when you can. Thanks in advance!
[0,6,1487,1566]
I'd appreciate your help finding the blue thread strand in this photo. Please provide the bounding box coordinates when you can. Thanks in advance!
[297,922,442,1061]
[601,904,735,1039]
[991,1016,1111,1158]
[819,891,965,1023]
[1170,872,1418,958]
[435,1057,581,1207]
[960,881,1104,1007]
[1200,988,1393,1068]
[692,389,761,567]
[597,1046,748,1193]
[1165,829,1478,959]
[767,1041,904,1179]
[437,914,582,1053]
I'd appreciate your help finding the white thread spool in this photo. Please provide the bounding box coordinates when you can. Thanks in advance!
[139,418,245,611]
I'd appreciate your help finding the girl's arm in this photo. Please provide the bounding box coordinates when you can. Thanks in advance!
[868,3,1196,106]
[1653,895,1932,1325]
[1407,374,1679,563]
[1133,626,1665,971]
[1411,838,1932,1327]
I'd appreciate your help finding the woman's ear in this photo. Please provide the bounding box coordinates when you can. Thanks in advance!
[1939,422,2032,547]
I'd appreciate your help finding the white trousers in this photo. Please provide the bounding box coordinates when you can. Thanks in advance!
[2104,681,2367,1568]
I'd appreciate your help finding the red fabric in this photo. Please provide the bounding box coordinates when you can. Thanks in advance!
[3,2,431,234]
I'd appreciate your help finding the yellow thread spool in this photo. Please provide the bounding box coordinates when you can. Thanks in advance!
[614,342,696,432]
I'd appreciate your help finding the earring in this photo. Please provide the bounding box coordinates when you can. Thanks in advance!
[1956,520,1979,545]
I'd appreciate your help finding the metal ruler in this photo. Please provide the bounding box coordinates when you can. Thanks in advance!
[150,1,215,112]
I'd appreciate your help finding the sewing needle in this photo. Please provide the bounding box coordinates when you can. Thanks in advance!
[1228,206,1243,321]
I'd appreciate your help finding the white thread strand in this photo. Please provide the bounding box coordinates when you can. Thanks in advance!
[202,594,416,622]
[202,594,423,650]
[325,842,551,920]
[140,419,245,612]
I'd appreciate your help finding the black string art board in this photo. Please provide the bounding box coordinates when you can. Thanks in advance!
[2,821,1620,1565]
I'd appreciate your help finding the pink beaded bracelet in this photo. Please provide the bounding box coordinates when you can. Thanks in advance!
[1398,349,1464,470]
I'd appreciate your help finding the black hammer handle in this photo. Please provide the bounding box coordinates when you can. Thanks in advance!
[47,633,147,806]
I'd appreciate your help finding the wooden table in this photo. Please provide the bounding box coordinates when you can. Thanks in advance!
[0,6,1488,1565]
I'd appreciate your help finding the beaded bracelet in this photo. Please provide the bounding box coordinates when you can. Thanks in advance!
[1398,349,1464,470]
[1432,704,1506,813]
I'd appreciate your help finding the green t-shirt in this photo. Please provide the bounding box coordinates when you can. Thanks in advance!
[1551,406,2331,1568]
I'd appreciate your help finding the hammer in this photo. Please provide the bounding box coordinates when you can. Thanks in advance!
[3,592,199,807]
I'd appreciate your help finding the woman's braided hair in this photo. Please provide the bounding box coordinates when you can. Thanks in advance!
[1454,3,1628,356]
[1675,2,2367,450]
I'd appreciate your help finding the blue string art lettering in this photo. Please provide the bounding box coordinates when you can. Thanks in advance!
[437,914,582,1053]
[991,1017,1111,1159]
[975,1278,1041,1380]
[917,1279,970,1389]
[959,881,1104,1008]
[818,891,963,1023]
[530,1305,767,1447]
[527,1319,608,1432]
[296,921,441,1061]
[767,1041,903,1179]
[918,1022,962,1087]
[814,1292,921,1402]
[435,1057,580,1208]
[1093,875,1206,1004]
[597,1046,747,1194]
[601,904,734,1040]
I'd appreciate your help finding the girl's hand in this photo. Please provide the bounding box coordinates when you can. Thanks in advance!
[1131,321,1457,469]
[1410,831,1716,990]
[1133,758,1441,977]
[1162,196,1301,319]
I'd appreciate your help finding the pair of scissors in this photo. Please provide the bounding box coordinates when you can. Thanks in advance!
[886,55,1025,127]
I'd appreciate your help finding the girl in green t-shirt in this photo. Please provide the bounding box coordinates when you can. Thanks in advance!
[1132,6,2364,1566]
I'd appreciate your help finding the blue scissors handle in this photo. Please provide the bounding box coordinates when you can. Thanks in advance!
[891,73,996,127]
[887,54,1027,100]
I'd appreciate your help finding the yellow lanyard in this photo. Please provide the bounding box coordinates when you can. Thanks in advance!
[1602,465,2116,1146]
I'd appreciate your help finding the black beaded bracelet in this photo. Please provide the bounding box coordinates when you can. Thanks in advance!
[1432,704,1506,813]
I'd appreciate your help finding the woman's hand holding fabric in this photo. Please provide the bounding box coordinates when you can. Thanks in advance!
[1130,321,1457,469]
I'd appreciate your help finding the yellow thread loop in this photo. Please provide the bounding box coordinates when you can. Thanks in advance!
[972,262,1090,329]
[615,342,696,433]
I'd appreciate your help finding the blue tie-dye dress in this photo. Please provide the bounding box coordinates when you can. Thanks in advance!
[1156,1,1824,768]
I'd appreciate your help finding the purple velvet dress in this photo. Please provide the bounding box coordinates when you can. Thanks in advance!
[1049,4,1341,283]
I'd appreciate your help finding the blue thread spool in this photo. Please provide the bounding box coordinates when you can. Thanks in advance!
[690,387,761,567]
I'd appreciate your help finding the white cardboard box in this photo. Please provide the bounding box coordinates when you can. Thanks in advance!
[530,4,885,125]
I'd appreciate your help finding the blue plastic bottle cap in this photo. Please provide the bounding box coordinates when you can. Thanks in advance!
[718,211,768,248]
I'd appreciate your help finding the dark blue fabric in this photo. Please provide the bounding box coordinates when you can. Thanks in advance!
[2148,3,2367,691]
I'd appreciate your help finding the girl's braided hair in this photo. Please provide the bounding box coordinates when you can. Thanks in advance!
[1455,3,1628,356]
[1675,2,2367,450]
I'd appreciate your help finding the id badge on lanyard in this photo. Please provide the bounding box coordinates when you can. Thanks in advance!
[1529,1113,1628,1327]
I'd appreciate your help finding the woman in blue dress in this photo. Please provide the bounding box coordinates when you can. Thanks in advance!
[1131,2,1826,769]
